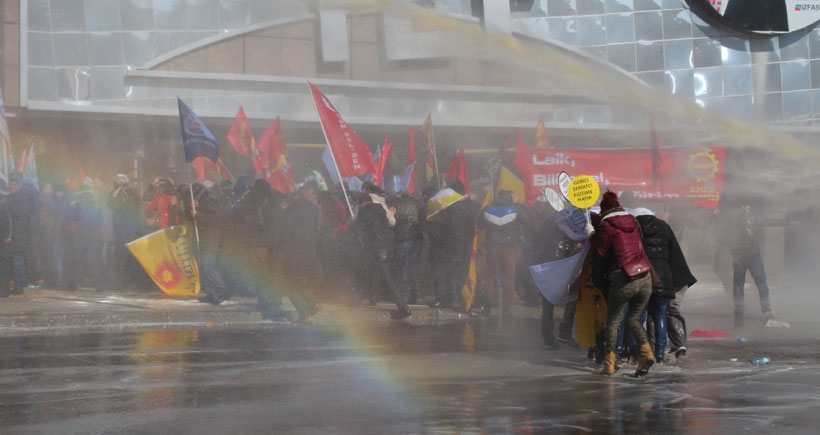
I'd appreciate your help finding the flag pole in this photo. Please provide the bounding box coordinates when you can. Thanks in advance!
[430,117,441,189]
[186,165,201,250]
[308,83,356,219]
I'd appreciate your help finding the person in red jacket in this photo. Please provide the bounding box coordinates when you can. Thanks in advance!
[589,190,655,376]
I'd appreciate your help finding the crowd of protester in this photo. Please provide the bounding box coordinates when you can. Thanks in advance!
[6,170,800,376]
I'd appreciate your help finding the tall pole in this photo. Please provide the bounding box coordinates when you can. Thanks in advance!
[430,118,441,189]
[186,165,200,250]
[308,84,356,219]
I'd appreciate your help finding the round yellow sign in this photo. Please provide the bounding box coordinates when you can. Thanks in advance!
[567,175,601,209]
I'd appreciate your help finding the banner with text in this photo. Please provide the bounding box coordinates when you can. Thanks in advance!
[516,147,726,209]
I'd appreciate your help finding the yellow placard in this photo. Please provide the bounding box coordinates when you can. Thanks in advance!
[567,175,600,209]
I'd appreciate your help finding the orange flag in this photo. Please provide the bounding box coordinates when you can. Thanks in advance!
[535,116,553,149]
[227,106,255,157]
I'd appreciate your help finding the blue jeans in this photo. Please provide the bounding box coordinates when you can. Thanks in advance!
[732,253,771,315]
[646,294,670,361]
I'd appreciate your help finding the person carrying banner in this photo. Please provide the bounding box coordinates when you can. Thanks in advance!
[432,180,481,312]
[476,190,522,317]
[520,198,578,349]
[589,190,655,376]
[182,183,230,305]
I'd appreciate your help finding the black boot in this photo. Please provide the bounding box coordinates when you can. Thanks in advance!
[390,309,411,320]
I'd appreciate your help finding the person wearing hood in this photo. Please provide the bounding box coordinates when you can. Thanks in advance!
[476,189,522,317]
[633,208,697,363]
[362,182,395,227]
[589,190,655,376]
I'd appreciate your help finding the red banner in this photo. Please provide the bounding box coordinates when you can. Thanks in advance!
[192,157,235,183]
[308,82,376,177]
[516,146,726,209]
[373,136,392,186]
[256,117,295,193]
[444,149,470,195]
[227,105,254,157]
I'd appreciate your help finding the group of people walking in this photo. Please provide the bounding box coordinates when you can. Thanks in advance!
[3,168,783,378]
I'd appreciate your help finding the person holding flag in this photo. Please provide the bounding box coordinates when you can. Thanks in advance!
[430,180,481,312]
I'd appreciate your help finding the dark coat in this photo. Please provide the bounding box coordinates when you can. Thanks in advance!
[7,189,37,253]
[441,197,481,256]
[393,194,425,243]
[355,202,394,262]
[479,194,521,248]
[637,214,697,298]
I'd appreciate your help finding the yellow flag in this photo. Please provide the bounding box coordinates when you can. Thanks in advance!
[127,225,200,297]
[426,188,464,221]
[461,229,479,311]
[576,253,607,348]
[483,166,525,209]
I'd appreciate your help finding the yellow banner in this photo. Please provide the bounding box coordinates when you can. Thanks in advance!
[127,225,200,297]
[461,230,478,311]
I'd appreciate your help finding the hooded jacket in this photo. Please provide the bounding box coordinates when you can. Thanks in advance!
[637,214,697,297]
[594,208,651,280]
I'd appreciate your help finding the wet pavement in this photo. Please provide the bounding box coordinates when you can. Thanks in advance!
[1,280,819,434]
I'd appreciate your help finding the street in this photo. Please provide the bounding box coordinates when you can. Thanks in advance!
[0,277,819,434]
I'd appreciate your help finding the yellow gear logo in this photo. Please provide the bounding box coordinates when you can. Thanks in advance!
[688,151,720,182]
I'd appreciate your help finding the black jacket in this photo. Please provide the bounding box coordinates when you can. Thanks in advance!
[637,214,697,298]
[393,194,425,243]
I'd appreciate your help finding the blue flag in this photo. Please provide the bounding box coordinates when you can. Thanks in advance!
[178,98,219,163]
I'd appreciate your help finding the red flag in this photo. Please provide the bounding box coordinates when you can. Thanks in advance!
[535,116,553,149]
[650,116,663,186]
[589,134,598,149]
[227,106,255,157]
[192,157,235,183]
[444,149,470,195]
[308,82,376,177]
[514,131,533,199]
[373,136,392,187]
[406,129,416,195]
[420,114,437,181]
[256,117,295,193]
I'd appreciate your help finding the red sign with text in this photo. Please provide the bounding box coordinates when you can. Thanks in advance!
[517,147,726,208]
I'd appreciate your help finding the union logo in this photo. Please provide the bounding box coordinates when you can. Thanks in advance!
[154,261,183,289]
[687,151,720,182]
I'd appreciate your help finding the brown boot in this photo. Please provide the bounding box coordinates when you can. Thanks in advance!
[600,352,617,375]
[635,343,656,376]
